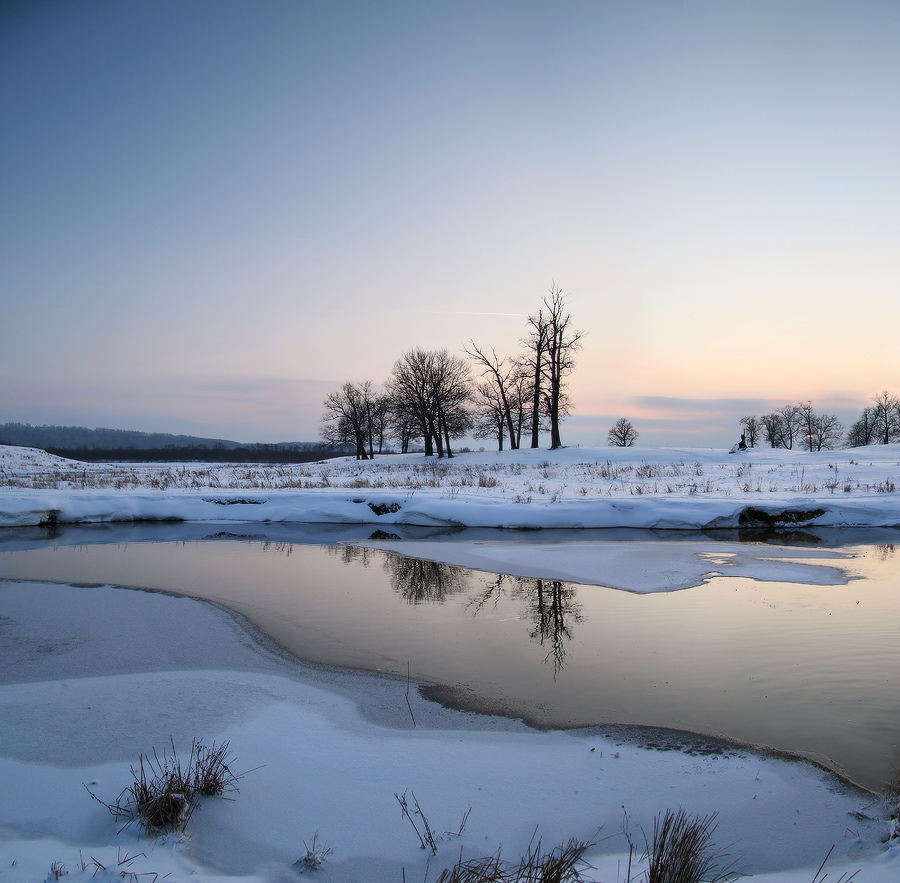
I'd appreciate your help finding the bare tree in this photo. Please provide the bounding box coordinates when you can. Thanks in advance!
[472,379,508,451]
[776,404,803,449]
[797,402,817,452]
[432,350,473,458]
[523,307,549,449]
[607,417,639,447]
[507,357,533,448]
[795,402,844,452]
[386,348,472,458]
[386,349,439,457]
[846,407,879,447]
[465,342,520,450]
[760,404,803,449]
[871,390,900,445]
[320,381,379,460]
[760,412,784,448]
[369,392,390,455]
[739,416,760,448]
[534,284,584,449]
[809,412,844,451]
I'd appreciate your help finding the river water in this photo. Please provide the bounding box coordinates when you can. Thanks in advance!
[1,523,898,791]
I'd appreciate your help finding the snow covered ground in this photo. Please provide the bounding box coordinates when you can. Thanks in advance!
[1,580,897,883]
[3,444,900,534]
[2,444,900,881]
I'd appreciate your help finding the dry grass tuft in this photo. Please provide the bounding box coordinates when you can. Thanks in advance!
[435,837,594,883]
[645,809,738,883]
[87,739,243,835]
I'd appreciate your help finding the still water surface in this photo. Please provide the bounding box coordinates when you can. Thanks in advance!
[1,525,898,791]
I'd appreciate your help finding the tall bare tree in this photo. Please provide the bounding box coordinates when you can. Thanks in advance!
[508,357,533,447]
[797,402,817,452]
[523,307,549,448]
[760,404,803,449]
[432,349,473,458]
[525,285,584,449]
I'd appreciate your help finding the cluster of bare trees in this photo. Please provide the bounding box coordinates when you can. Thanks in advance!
[320,286,584,458]
[740,404,844,452]
[846,390,900,447]
[739,391,900,451]
[467,285,584,451]
[320,350,470,459]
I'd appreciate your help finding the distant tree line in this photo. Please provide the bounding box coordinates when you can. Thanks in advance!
[0,424,350,463]
[738,390,900,451]
[0,423,246,451]
[321,286,585,458]
[31,443,350,464]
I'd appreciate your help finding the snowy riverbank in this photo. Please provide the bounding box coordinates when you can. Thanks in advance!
[3,444,900,532]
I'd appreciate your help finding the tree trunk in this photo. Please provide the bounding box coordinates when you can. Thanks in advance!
[530,357,542,448]
[549,382,562,449]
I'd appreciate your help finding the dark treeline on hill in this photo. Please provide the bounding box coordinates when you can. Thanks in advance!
[39,444,348,464]
[0,423,243,450]
[0,423,348,463]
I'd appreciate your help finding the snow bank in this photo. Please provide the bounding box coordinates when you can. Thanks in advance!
[3,443,900,531]
[2,485,899,533]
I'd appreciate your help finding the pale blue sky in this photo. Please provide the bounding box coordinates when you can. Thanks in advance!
[2,1,898,447]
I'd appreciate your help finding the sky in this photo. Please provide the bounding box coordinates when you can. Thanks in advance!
[2,0,898,448]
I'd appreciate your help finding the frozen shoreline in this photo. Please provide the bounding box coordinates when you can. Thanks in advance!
[1,579,897,883]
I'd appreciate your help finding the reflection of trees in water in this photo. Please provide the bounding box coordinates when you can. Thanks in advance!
[875,544,897,560]
[468,575,583,674]
[261,541,294,556]
[383,554,470,604]
[467,573,513,615]
[325,545,469,602]
[518,578,584,674]
[325,544,376,567]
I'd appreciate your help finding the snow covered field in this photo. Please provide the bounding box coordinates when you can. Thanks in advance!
[3,443,900,534]
[1,444,899,881]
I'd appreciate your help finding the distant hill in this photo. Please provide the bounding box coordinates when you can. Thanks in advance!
[0,423,244,451]
[0,423,346,463]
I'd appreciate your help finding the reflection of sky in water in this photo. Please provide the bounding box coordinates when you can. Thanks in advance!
[1,535,898,791]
